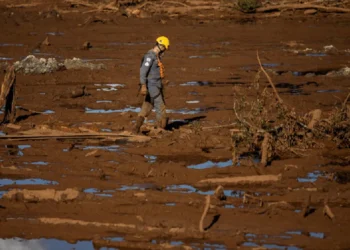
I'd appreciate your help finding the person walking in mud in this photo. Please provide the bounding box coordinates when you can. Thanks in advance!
[133,36,170,134]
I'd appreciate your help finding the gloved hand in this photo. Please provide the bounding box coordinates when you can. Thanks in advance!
[140,84,147,96]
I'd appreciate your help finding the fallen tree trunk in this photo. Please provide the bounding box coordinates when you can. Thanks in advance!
[256,4,350,13]
[197,174,282,187]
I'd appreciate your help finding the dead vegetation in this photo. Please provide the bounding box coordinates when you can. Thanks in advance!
[231,52,349,167]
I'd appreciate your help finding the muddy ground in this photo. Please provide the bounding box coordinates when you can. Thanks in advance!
[0,1,350,249]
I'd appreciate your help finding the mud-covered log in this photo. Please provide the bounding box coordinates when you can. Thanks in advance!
[197,174,282,187]
[0,65,17,124]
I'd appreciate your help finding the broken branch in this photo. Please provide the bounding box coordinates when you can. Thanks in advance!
[199,195,211,233]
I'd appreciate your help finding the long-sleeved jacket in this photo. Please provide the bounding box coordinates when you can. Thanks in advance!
[140,50,162,88]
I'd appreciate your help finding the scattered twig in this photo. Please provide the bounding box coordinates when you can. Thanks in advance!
[197,174,282,186]
[257,51,283,104]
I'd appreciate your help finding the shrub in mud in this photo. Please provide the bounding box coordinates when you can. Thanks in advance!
[237,0,261,13]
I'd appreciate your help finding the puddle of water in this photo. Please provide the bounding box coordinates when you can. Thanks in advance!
[0,238,95,250]
[104,236,125,242]
[79,145,119,152]
[286,231,302,235]
[46,32,64,36]
[95,83,125,92]
[316,89,341,93]
[186,100,200,104]
[306,53,327,57]
[0,131,6,136]
[294,209,301,213]
[166,184,249,198]
[85,106,205,115]
[309,232,325,239]
[189,91,199,95]
[16,145,31,156]
[189,56,204,59]
[166,108,204,115]
[40,92,46,95]
[262,63,279,68]
[85,106,140,114]
[0,178,58,187]
[165,203,176,206]
[96,100,112,103]
[187,159,233,169]
[43,110,55,114]
[180,81,211,86]
[297,171,322,183]
[0,57,13,61]
[224,204,235,209]
[117,183,156,191]
[0,43,23,47]
[0,191,5,198]
[83,188,114,197]
[100,128,112,132]
[144,155,157,163]
[25,161,48,166]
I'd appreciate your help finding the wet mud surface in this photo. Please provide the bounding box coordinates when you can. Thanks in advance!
[0,1,350,249]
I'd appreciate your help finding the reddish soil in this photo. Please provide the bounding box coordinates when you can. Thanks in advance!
[0,1,350,249]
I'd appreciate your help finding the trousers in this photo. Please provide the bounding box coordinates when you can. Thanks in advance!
[138,85,166,123]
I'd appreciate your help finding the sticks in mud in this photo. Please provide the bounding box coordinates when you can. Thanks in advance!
[199,195,211,233]
[0,66,17,124]
[257,51,283,105]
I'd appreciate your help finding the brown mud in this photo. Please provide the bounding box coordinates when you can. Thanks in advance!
[0,1,350,249]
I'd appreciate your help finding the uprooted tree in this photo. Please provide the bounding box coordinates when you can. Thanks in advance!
[231,52,350,167]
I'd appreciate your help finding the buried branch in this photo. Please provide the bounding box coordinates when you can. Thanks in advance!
[0,66,17,124]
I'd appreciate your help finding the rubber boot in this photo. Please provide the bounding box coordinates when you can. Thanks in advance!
[160,117,169,130]
[133,116,145,134]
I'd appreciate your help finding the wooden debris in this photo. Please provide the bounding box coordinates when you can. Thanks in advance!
[199,195,210,233]
[304,9,318,15]
[41,36,51,46]
[243,193,263,207]
[6,123,21,130]
[323,203,335,220]
[197,174,282,186]
[0,65,17,124]
[301,194,311,218]
[85,149,99,157]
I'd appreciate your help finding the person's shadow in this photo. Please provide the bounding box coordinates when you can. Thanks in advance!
[167,115,206,130]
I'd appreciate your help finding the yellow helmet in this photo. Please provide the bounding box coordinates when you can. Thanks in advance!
[156,36,170,50]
